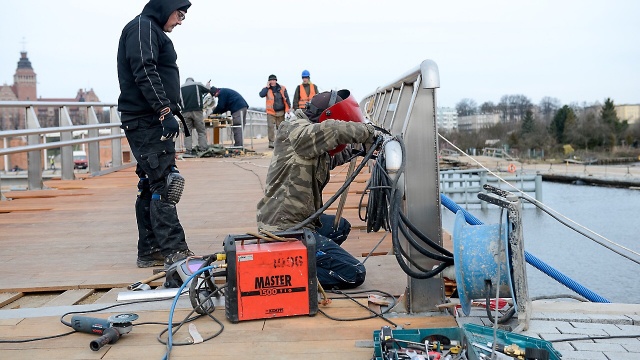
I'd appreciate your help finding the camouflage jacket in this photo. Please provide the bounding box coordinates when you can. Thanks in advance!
[257,110,374,232]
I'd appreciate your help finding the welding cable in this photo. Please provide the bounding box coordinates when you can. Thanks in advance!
[379,136,452,279]
[158,283,227,347]
[163,265,218,360]
[398,211,453,257]
[318,289,398,327]
[397,220,454,263]
[365,136,453,262]
[188,270,226,315]
[0,330,78,344]
[390,187,452,279]
[288,136,384,231]
[361,155,392,232]
[4,292,207,345]
[484,281,516,324]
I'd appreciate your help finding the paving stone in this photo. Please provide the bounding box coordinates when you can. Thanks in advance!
[593,337,640,345]
[626,314,640,325]
[587,314,633,325]
[610,324,640,336]
[549,342,575,352]
[603,352,640,360]
[621,342,640,352]
[557,350,607,360]
[535,312,593,323]
[570,322,623,333]
[538,333,595,342]
[572,342,626,352]
[523,321,562,334]
[557,325,609,337]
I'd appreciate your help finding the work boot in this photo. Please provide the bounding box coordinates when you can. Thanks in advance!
[183,149,197,158]
[164,249,195,269]
[137,251,165,268]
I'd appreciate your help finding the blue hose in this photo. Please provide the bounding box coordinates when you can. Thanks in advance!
[440,194,610,303]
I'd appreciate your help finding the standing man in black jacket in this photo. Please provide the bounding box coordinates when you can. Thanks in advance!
[209,86,249,147]
[117,0,193,268]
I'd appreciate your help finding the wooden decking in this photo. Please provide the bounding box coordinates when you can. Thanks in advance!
[0,139,455,359]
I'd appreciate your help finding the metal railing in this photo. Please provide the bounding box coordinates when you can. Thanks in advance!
[174,109,267,151]
[440,168,542,209]
[0,101,123,198]
[359,60,443,312]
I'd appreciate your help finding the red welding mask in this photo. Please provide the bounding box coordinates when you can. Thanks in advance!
[306,89,365,156]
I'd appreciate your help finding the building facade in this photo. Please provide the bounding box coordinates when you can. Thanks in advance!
[615,104,640,125]
[0,51,101,130]
[1,51,103,171]
[436,107,458,132]
[457,113,501,132]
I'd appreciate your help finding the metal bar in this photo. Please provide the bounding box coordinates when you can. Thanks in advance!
[59,107,75,180]
[87,107,101,173]
[401,76,422,136]
[110,107,123,168]
[0,101,114,107]
[0,134,125,156]
[387,83,405,130]
[26,107,43,190]
[0,123,121,138]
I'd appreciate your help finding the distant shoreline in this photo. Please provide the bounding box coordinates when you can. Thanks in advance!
[441,155,640,189]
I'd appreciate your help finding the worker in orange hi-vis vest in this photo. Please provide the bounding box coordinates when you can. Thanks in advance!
[259,74,291,149]
[292,70,319,111]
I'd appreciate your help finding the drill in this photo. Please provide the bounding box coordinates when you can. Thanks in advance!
[70,313,138,351]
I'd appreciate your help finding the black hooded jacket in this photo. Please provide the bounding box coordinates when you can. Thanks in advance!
[117,0,191,118]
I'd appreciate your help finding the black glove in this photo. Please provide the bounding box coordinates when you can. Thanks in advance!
[159,107,180,141]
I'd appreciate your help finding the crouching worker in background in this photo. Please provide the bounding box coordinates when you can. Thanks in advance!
[256,90,378,289]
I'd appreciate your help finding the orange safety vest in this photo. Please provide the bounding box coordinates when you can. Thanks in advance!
[298,83,317,109]
[265,86,290,115]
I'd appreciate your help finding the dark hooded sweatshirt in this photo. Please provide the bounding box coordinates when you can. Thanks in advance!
[117,0,191,119]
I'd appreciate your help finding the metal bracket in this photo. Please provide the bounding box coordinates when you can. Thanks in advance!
[477,185,531,331]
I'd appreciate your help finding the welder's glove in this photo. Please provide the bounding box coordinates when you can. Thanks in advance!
[159,107,180,141]
[363,124,383,155]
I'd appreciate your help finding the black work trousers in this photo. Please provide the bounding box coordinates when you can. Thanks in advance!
[314,214,366,289]
[122,114,189,258]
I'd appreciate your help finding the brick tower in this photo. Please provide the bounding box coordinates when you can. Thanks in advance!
[11,51,37,101]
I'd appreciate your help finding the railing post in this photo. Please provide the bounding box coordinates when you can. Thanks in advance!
[480,170,487,210]
[59,106,75,180]
[399,60,443,312]
[26,106,43,190]
[535,173,543,202]
[110,107,122,167]
[87,106,101,173]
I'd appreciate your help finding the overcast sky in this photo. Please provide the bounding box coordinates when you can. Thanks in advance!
[1,0,638,109]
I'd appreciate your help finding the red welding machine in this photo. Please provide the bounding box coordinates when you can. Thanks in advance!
[224,229,318,322]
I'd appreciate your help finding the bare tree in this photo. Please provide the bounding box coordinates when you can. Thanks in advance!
[480,101,496,114]
[538,96,561,124]
[498,94,532,122]
[455,98,477,116]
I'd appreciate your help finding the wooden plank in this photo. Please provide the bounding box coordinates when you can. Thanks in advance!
[42,289,95,307]
[0,292,23,307]
[93,288,127,304]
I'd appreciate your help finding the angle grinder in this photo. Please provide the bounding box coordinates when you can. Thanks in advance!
[70,313,138,351]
